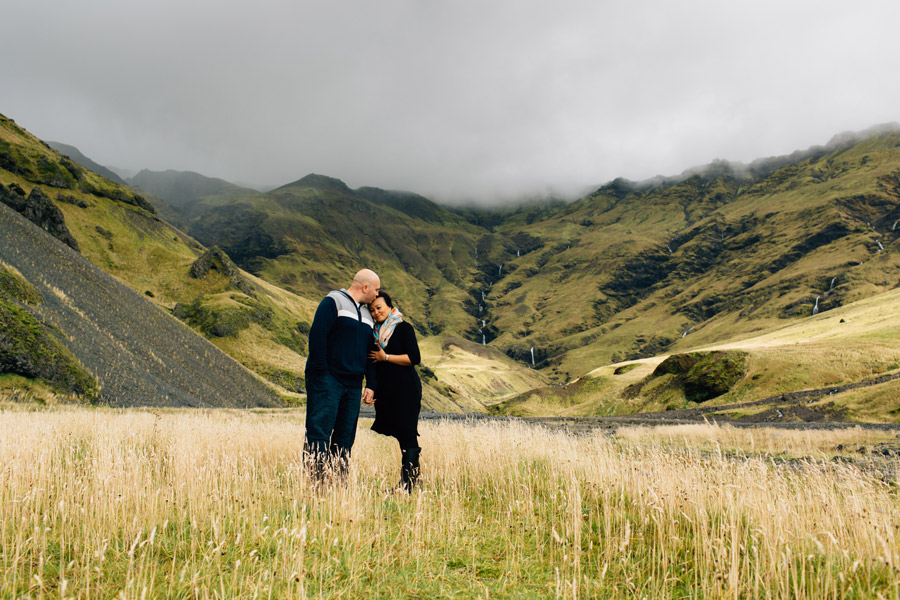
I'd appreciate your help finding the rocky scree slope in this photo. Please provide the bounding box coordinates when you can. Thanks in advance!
[0,199,280,407]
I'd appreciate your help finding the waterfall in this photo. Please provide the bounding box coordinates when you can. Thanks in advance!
[812,296,820,316]
[681,325,695,338]
[830,277,837,291]
[482,319,485,328]
[894,220,899,231]
[498,264,502,275]
[530,346,535,366]
[517,250,520,257]
[482,334,486,346]
[481,290,485,301]
[666,244,673,255]
[877,240,885,252]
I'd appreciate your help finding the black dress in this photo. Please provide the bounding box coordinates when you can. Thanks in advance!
[371,321,422,447]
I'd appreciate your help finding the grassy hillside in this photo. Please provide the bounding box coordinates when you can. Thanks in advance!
[133,123,900,418]
[171,172,549,409]
[0,114,315,402]
[46,140,128,186]
[493,281,900,422]
[15,108,900,418]
[177,174,484,336]
[163,129,900,384]
[1,115,545,409]
[479,127,900,380]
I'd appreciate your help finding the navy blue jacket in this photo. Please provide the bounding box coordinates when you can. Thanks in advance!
[305,289,378,390]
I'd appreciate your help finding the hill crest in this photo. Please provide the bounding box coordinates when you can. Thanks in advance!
[275,173,353,193]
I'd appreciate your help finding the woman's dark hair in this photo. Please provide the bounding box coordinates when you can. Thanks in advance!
[374,290,393,308]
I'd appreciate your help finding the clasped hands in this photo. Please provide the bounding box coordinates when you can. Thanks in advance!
[362,348,391,405]
[362,387,375,405]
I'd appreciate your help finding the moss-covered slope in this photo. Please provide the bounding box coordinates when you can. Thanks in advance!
[0,261,98,399]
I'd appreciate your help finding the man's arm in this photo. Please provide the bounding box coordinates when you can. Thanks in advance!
[305,297,336,374]
[362,334,378,402]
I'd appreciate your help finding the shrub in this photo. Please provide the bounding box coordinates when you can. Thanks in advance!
[653,350,748,402]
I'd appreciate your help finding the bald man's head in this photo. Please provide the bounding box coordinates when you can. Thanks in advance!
[347,269,380,304]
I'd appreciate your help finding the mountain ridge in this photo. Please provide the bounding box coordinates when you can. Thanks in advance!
[8,112,900,420]
[89,123,900,389]
[46,141,128,186]
[1,113,545,410]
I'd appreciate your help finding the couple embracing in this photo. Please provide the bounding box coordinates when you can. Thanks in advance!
[303,268,423,491]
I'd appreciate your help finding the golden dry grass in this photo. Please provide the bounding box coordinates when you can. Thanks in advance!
[0,406,898,599]
[613,422,900,457]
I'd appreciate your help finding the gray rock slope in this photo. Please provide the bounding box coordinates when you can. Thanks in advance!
[0,202,281,407]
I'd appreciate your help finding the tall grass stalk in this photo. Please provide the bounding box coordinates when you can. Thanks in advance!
[0,407,897,598]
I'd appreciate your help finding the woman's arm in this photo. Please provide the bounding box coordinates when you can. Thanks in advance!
[368,323,420,366]
[369,346,414,366]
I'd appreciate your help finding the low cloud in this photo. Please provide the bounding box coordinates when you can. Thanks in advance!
[3,0,900,203]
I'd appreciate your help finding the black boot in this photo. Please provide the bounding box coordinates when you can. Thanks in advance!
[399,447,421,492]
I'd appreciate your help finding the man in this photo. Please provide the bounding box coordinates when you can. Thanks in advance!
[304,268,380,481]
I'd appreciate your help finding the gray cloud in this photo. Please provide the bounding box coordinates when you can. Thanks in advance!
[4,0,900,203]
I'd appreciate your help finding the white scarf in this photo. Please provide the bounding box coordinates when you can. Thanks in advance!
[374,307,403,349]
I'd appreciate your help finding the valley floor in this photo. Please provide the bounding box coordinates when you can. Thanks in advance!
[1,405,898,599]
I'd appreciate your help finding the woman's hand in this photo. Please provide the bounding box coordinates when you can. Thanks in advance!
[369,347,387,362]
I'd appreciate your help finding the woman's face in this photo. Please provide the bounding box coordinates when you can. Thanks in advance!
[370,297,391,323]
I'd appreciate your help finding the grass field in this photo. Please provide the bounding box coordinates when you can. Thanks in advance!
[1,405,898,599]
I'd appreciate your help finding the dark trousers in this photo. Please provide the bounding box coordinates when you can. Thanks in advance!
[304,371,361,473]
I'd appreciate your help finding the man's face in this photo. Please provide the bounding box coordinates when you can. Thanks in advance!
[363,279,381,304]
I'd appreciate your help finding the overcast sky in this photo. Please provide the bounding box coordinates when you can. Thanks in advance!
[4,0,900,204]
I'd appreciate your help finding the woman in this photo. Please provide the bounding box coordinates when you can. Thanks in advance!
[366,291,422,492]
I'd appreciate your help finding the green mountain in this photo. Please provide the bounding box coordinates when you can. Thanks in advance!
[139,124,900,420]
[0,195,280,407]
[160,172,485,336]
[483,125,900,378]
[0,114,312,404]
[0,114,543,410]
[7,108,900,420]
[157,127,900,366]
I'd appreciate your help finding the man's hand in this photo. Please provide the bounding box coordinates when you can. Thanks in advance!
[362,388,375,404]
